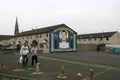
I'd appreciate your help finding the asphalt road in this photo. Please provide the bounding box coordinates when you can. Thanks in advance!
[0,50,120,80]
[41,51,120,67]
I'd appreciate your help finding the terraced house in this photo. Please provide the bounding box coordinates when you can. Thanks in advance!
[0,35,13,47]
[77,31,120,44]
[77,31,120,51]
[1,18,77,53]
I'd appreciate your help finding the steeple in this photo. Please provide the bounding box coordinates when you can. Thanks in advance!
[14,17,19,36]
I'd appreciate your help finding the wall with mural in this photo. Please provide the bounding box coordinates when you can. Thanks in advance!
[50,26,77,52]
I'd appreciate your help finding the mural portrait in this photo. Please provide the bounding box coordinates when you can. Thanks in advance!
[51,27,75,51]
[59,30,69,49]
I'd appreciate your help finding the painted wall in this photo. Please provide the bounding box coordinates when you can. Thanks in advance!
[50,27,77,52]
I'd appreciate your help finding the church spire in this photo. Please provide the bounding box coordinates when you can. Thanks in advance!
[14,17,19,36]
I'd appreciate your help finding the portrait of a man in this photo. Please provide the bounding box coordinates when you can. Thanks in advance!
[59,30,69,49]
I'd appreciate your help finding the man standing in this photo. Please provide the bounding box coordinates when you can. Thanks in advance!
[20,41,29,67]
[31,44,38,66]
[17,41,21,53]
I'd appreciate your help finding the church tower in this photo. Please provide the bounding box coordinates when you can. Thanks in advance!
[14,17,19,36]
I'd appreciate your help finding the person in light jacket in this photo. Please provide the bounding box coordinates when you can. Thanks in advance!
[31,44,38,66]
[20,42,29,67]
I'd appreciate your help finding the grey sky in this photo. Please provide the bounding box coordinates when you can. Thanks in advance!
[0,0,120,35]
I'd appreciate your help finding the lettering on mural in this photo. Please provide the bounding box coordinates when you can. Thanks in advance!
[54,27,73,33]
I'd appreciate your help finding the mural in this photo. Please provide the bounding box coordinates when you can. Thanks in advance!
[59,30,69,48]
[51,27,76,52]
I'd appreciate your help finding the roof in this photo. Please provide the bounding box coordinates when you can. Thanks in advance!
[0,35,13,40]
[18,24,76,36]
[77,31,118,39]
[18,24,64,36]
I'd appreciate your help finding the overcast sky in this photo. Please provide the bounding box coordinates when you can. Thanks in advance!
[0,0,120,35]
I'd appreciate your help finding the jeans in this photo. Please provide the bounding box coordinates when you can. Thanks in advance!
[32,55,38,66]
[22,54,28,67]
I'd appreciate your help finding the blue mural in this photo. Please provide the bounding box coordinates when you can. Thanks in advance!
[54,30,74,49]
[50,26,77,52]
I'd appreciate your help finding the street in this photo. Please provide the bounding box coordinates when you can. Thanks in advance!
[0,50,120,80]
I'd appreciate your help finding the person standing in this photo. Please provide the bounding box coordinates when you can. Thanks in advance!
[31,44,38,66]
[20,41,29,67]
[17,41,21,53]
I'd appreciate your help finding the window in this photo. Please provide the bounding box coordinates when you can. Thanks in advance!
[30,35,32,39]
[89,38,91,41]
[46,33,48,37]
[40,44,44,48]
[106,37,109,40]
[94,38,96,41]
[39,34,41,38]
[100,37,102,41]
[16,38,18,40]
[35,35,38,38]
[27,36,29,39]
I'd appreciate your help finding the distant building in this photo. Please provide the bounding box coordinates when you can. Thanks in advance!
[77,31,120,44]
[77,31,120,52]
[0,35,13,46]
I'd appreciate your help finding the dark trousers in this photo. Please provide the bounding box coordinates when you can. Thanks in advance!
[22,54,28,67]
[32,55,38,66]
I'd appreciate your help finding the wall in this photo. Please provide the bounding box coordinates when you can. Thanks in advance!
[0,40,3,45]
[38,33,49,53]
[77,32,120,45]
[50,27,77,52]
[108,32,120,44]
[7,33,50,53]
[77,44,97,52]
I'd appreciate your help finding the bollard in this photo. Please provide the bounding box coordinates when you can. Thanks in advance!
[31,63,43,75]
[57,65,68,79]
[16,61,20,70]
[77,73,83,80]
[17,61,20,70]
[0,60,3,69]
[61,65,65,74]
[13,61,24,71]
[0,60,6,69]
[89,69,94,80]
[36,63,40,73]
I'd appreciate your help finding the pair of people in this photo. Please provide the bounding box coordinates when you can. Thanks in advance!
[20,41,38,67]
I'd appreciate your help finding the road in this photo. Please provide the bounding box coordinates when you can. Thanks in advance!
[0,51,120,80]
[39,51,120,80]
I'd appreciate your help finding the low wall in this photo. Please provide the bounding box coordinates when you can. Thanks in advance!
[77,44,97,52]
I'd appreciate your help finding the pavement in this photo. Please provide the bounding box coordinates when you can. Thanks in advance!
[0,50,120,80]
